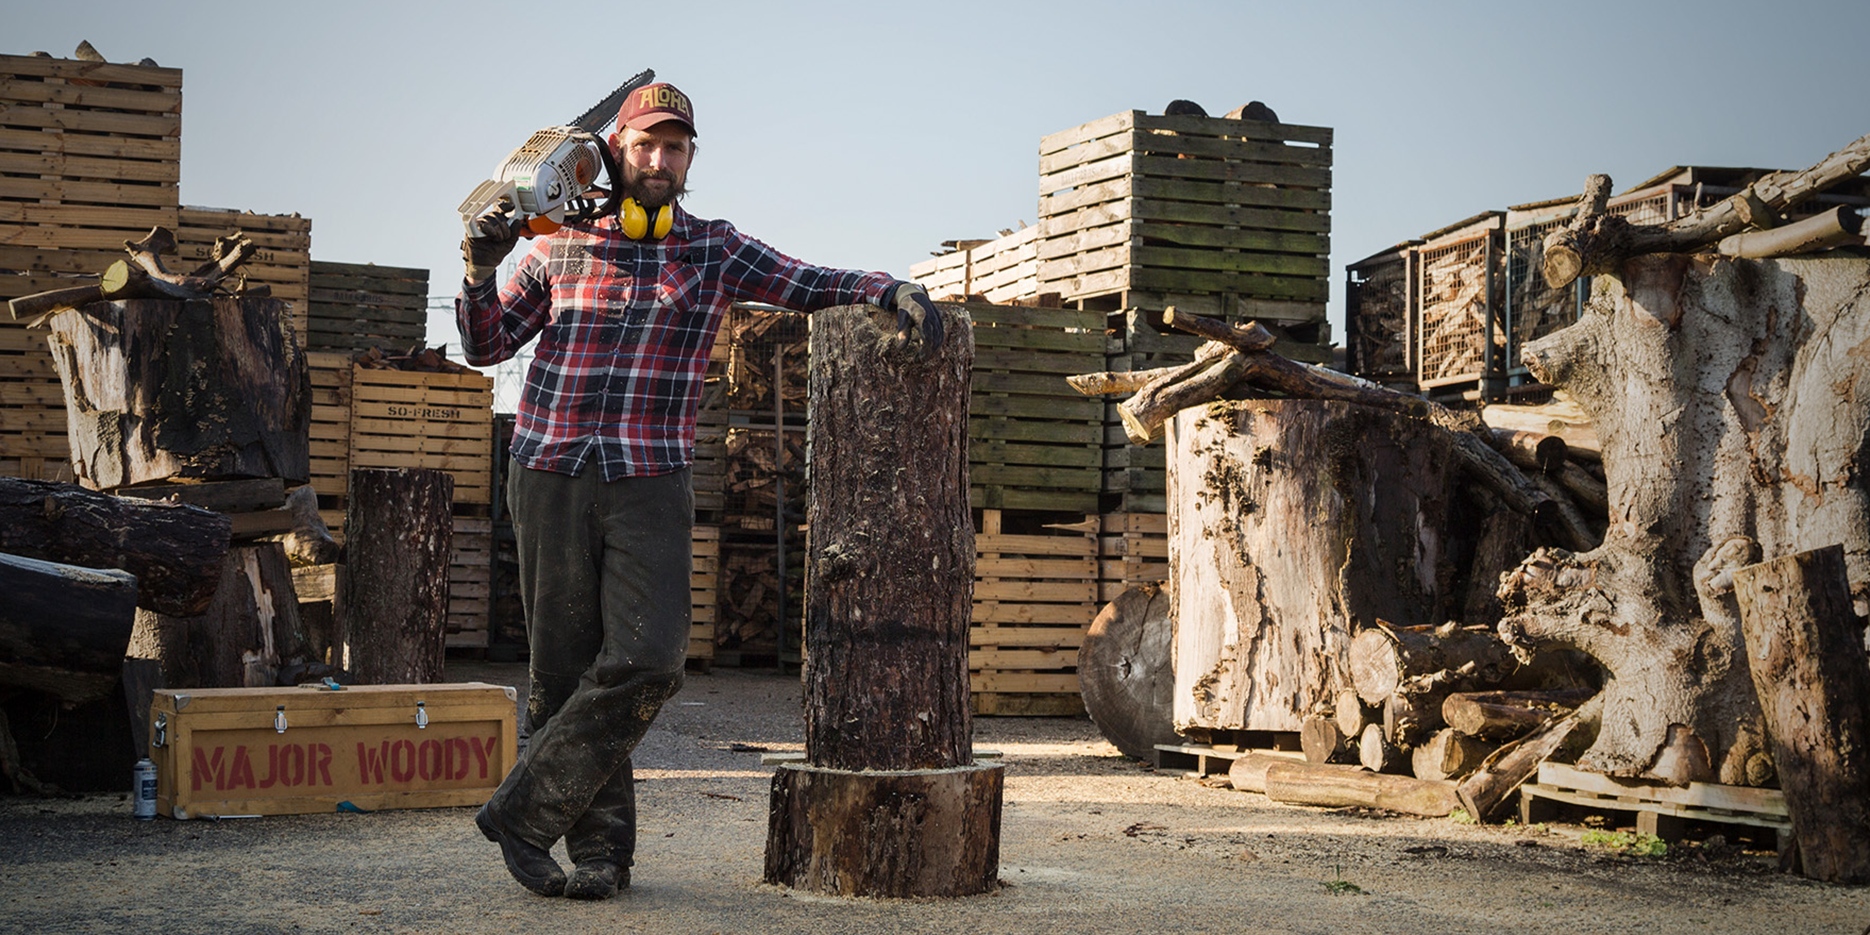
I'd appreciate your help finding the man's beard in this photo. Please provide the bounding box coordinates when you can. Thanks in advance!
[623,166,686,208]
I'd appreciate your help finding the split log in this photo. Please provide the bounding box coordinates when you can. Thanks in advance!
[1357,722,1403,774]
[126,542,311,692]
[1300,715,1350,764]
[1333,688,1374,740]
[0,476,230,616]
[1412,729,1494,782]
[766,304,999,898]
[1719,204,1866,259]
[0,551,138,706]
[1169,401,1461,733]
[1498,255,1870,784]
[1078,583,1178,762]
[1733,545,1870,883]
[1348,624,1520,708]
[1441,689,1595,741]
[340,468,452,685]
[1263,760,1460,817]
[46,297,309,490]
[1225,751,1303,794]
[1541,132,1870,290]
[1455,700,1597,822]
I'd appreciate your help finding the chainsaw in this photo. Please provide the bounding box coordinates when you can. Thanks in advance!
[457,68,655,240]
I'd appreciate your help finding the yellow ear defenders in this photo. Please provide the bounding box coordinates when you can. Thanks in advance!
[620,198,673,240]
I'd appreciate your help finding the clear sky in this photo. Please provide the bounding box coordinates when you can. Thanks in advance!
[11,0,1870,354]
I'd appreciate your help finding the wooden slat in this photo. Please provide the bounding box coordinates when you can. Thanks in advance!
[0,53,184,88]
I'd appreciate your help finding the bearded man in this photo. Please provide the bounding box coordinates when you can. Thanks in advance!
[455,82,941,900]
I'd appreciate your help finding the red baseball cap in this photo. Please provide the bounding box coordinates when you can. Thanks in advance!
[616,82,697,137]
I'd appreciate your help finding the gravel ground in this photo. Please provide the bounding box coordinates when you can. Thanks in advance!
[2,662,1865,935]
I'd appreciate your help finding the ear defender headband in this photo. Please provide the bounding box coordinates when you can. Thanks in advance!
[620,198,673,240]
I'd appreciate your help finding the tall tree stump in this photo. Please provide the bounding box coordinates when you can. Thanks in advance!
[764,304,1000,898]
[1167,400,1461,733]
[45,298,309,490]
[1733,544,1870,883]
[341,468,452,684]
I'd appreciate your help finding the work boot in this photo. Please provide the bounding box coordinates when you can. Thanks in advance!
[564,859,628,900]
[476,805,566,896]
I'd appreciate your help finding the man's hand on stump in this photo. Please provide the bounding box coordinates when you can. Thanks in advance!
[888,282,945,353]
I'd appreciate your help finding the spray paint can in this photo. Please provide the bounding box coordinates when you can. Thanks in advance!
[133,758,157,820]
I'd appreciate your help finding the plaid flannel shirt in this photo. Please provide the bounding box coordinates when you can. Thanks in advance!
[457,204,896,480]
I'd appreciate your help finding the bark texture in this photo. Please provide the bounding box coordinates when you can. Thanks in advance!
[340,468,452,684]
[1499,255,1870,784]
[0,551,138,705]
[0,476,230,616]
[45,298,308,490]
[126,542,310,691]
[1169,400,1460,733]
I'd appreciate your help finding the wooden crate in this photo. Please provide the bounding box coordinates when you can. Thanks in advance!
[306,350,354,513]
[446,516,493,649]
[147,682,517,818]
[909,226,1039,304]
[1345,242,1420,386]
[1036,110,1333,321]
[306,261,429,354]
[1416,213,1504,390]
[174,207,312,337]
[970,509,1100,716]
[963,302,1106,514]
[1097,512,1167,602]
[690,524,720,665]
[348,366,494,508]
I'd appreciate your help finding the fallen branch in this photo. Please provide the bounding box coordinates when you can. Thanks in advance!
[6,226,258,322]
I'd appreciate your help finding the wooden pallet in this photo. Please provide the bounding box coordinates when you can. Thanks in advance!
[348,366,494,508]
[690,524,720,666]
[1036,110,1333,308]
[970,508,1100,716]
[445,516,493,649]
[909,226,1039,304]
[963,302,1105,514]
[1097,512,1167,602]
[1154,742,1301,777]
[1519,762,1791,848]
[306,261,429,354]
[306,351,354,510]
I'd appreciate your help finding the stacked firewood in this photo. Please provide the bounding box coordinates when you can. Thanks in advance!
[725,310,809,412]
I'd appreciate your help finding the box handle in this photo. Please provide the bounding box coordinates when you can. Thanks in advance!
[415,701,429,730]
[275,705,288,734]
[152,712,167,749]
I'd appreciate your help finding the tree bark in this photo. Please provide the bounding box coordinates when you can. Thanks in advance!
[1441,689,1594,741]
[340,468,452,684]
[126,542,310,692]
[766,304,996,898]
[1226,751,1303,794]
[0,476,230,616]
[1499,255,1870,784]
[1168,401,1461,734]
[1263,760,1460,817]
[1733,545,1870,883]
[45,297,309,490]
[1078,583,1178,762]
[0,551,138,705]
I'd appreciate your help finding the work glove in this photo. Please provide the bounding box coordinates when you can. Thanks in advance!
[461,212,520,284]
[887,282,945,352]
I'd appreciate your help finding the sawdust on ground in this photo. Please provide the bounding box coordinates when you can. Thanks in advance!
[1,663,1863,935]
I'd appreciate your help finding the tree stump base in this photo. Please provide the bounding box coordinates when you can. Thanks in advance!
[764,760,1004,898]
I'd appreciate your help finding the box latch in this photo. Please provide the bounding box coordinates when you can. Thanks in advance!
[415,701,429,730]
[152,712,167,749]
[274,705,288,733]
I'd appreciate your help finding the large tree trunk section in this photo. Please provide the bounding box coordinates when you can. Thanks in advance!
[0,477,230,616]
[1499,256,1870,784]
[340,468,452,685]
[1733,545,1870,884]
[45,298,308,490]
[1168,400,1461,734]
[125,542,310,692]
[1078,583,1177,761]
[0,552,138,705]
[765,305,997,898]
[1263,760,1460,817]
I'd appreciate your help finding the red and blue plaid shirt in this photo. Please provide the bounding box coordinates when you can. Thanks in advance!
[457,204,896,479]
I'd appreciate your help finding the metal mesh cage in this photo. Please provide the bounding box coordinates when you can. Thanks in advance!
[1346,252,1412,378]
[1417,233,1496,385]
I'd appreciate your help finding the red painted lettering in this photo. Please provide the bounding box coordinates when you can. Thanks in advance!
[312,743,333,786]
[258,746,280,789]
[390,739,417,783]
[476,736,497,779]
[281,743,305,787]
[417,740,443,781]
[357,742,387,784]
[445,738,469,781]
[191,746,226,792]
[228,746,257,790]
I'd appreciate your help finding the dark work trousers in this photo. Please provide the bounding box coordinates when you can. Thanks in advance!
[484,460,693,868]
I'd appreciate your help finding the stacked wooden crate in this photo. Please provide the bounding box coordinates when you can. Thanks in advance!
[1035,109,1333,351]
[690,525,720,666]
[908,226,1040,304]
[0,52,182,480]
[1096,512,1168,603]
[305,261,427,354]
[1097,310,1205,514]
[305,350,354,521]
[965,301,1105,514]
[970,509,1101,716]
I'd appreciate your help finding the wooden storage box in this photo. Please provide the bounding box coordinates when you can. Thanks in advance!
[909,226,1040,305]
[148,682,517,819]
[348,365,494,508]
[964,302,1106,514]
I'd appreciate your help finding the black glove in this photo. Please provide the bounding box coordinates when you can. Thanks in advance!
[888,282,945,351]
[461,212,519,283]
